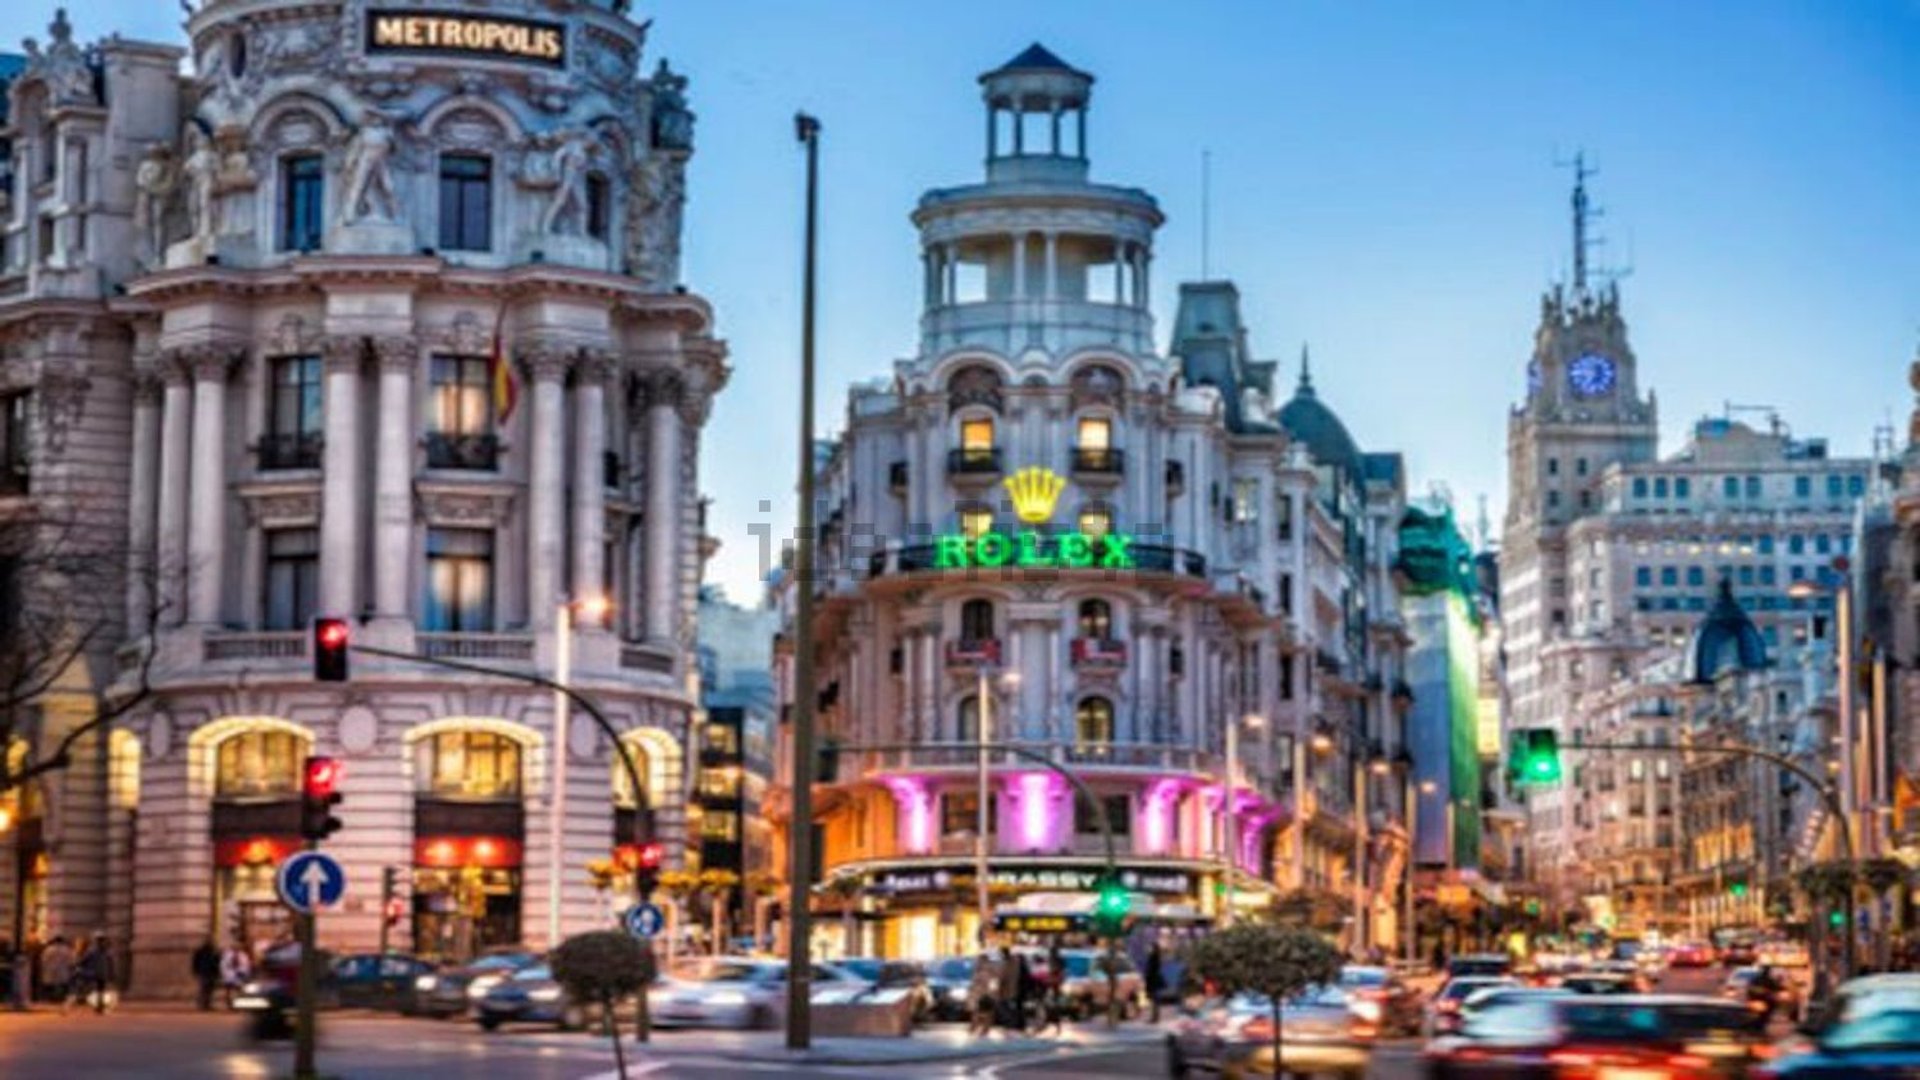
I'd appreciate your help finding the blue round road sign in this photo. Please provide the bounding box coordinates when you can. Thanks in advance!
[276,851,347,914]
[625,902,665,939]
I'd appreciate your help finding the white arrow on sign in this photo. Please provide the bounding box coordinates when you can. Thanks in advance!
[301,859,330,909]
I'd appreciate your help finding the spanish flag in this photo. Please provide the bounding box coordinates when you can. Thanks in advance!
[488,307,518,424]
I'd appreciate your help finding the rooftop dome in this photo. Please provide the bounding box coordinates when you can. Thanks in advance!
[1277,351,1363,475]
[1690,577,1769,684]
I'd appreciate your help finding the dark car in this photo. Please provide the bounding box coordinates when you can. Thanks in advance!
[1425,994,1770,1078]
[1557,972,1644,996]
[923,957,975,1022]
[836,958,933,1022]
[474,965,633,1032]
[1757,1009,1920,1078]
[330,953,438,1012]
[411,950,542,1019]
[1448,953,1517,980]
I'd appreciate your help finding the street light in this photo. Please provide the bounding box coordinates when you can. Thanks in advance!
[1222,714,1265,925]
[550,594,611,948]
[1788,562,1861,982]
[975,667,1020,946]
[1353,751,1393,958]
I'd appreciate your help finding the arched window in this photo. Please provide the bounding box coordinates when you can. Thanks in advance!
[960,598,996,642]
[1078,504,1113,538]
[1078,598,1113,640]
[959,503,994,539]
[956,695,981,742]
[614,741,654,810]
[414,730,523,800]
[1076,697,1115,745]
[215,730,305,799]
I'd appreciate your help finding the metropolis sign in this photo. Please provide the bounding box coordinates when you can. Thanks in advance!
[934,465,1135,571]
[366,10,567,68]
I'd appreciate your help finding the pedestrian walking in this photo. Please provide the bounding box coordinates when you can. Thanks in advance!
[1144,942,1166,1024]
[40,936,74,1012]
[967,948,1000,1037]
[75,933,116,1014]
[191,938,221,1011]
[219,942,252,1008]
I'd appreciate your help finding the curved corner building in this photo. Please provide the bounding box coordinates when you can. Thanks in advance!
[0,1,725,994]
[771,45,1412,959]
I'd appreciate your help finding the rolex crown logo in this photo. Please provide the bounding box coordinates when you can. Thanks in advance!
[1004,466,1066,525]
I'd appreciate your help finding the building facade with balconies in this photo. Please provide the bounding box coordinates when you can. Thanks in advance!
[0,2,726,995]
[769,46,1410,960]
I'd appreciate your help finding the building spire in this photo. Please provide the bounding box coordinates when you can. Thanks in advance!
[1563,150,1599,295]
[1297,343,1314,395]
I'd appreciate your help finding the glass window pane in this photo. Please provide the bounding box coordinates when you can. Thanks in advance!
[960,418,994,450]
[1077,416,1111,450]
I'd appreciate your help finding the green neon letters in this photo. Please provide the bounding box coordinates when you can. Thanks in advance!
[933,530,1135,570]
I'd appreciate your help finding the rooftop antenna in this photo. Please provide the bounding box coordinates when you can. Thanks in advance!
[1554,150,1601,294]
[1200,148,1213,280]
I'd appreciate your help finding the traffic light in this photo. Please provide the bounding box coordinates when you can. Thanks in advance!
[1091,872,1131,938]
[382,866,403,928]
[1728,881,1749,898]
[1829,909,1846,929]
[313,618,350,682]
[300,756,345,842]
[1508,728,1563,786]
[634,841,665,898]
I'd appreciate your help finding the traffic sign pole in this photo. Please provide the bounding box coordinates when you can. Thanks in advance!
[294,842,319,1080]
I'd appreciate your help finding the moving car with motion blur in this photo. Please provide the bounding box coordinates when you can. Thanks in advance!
[922,957,977,1022]
[474,964,601,1031]
[1668,942,1717,969]
[1167,984,1380,1080]
[649,957,868,1029]
[1424,994,1771,1079]
[411,950,542,1019]
[1756,1008,1920,1078]
[331,952,438,1012]
[834,958,934,1023]
[1429,975,1521,1036]
[1338,965,1425,1037]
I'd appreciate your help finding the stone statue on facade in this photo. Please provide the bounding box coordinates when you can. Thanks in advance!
[341,111,401,225]
[626,152,685,289]
[133,144,177,268]
[647,60,694,151]
[183,129,221,246]
[540,130,592,237]
[21,9,98,109]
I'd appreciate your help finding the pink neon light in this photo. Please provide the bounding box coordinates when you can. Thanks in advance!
[884,777,934,854]
[1018,772,1055,850]
[1142,778,1183,854]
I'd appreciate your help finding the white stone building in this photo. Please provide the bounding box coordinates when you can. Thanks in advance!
[768,46,1412,960]
[0,1,726,995]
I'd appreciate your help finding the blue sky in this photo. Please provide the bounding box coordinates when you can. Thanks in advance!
[13,1,1917,602]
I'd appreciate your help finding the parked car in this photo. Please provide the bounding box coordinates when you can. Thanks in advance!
[1425,994,1770,1079]
[1756,1008,1920,1078]
[330,952,438,1013]
[649,957,867,1029]
[835,958,933,1022]
[922,957,976,1022]
[1057,948,1144,1019]
[410,950,542,1019]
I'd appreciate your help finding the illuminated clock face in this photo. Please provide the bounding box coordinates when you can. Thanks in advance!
[1568,352,1617,397]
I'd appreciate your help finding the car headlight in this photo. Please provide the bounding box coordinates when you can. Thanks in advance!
[240,981,268,996]
[530,987,562,1003]
[468,976,503,999]
[414,975,438,992]
[944,986,967,1001]
[708,990,748,1006]
[1351,999,1384,1024]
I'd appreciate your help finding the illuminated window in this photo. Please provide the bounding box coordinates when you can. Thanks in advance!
[414,730,522,800]
[1076,697,1115,745]
[699,769,740,800]
[705,724,739,756]
[960,417,994,451]
[424,528,494,632]
[1077,416,1112,451]
[1232,478,1260,523]
[1078,505,1112,538]
[216,731,304,799]
[960,507,993,538]
[1077,598,1112,639]
[701,812,739,841]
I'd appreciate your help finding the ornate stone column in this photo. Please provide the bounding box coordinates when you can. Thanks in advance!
[525,345,573,631]
[572,350,613,610]
[371,336,418,620]
[1010,232,1027,300]
[126,366,163,633]
[1043,232,1058,301]
[641,368,684,642]
[186,345,238,625]
[155,357,193,626]
[320,336,366,618]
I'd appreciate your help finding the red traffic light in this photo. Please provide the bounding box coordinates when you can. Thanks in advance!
[314,617,350,682]
[304,756,344,798]
[318,620,349,649]
[638,842,665,870]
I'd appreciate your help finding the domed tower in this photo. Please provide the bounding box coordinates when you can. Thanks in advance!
[913,44,1162,358]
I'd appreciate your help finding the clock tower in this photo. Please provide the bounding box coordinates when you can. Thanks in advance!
[1497,160,1657,896]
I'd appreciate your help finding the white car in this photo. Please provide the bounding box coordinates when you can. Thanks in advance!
[649,957,868,1029]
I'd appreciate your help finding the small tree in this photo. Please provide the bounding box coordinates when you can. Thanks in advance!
[1185,923,1343,1080]
[552,930,655,1074]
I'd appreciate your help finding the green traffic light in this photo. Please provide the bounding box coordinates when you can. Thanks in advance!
[1729,882,1748,898]
[1097,879,1130,917]
[1830,910,1845,928]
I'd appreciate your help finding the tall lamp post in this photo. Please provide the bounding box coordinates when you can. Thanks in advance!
[1221,714,1265,925]
[975,668,1019,944]
[1410,779,1437,966]
[785,110,822,1051]
[1789,561,1860,981]
[1354,753,1392,958]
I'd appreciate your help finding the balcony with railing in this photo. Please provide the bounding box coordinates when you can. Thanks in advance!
[418,632,533,662]
[945,638,1002,669]
[620,642,677,674]
[257,431,323,471]
[425,432,500,471]
[947,446,1003,477]
[1071,446,1125,477]
[203,631,308,663]
[858,739,1214,778]
[1070,637,1127,670]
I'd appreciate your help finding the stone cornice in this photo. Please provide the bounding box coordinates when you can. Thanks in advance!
[518,342,575,383]
[322,336,367,374]
[371,335,421,372]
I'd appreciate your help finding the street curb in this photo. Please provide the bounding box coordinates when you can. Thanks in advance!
[631,1030,1164,1069]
